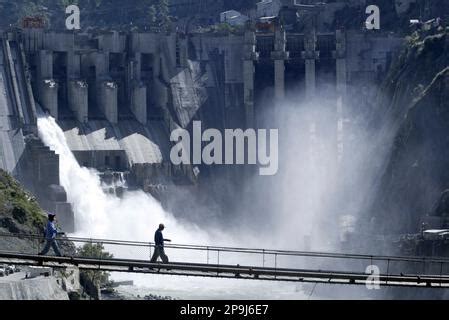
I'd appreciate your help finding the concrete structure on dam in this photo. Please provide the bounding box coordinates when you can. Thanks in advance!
[0,0,405,232]
[0,31,74,232]
[21,27,401,153]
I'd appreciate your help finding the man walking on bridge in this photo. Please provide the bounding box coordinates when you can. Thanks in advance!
[39,213,62,257]
[150,224,171,263]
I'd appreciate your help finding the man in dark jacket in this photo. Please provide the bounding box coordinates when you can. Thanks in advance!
[150,224,171,263]
[39,213,62,256]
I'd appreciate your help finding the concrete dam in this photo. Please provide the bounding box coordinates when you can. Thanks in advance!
[0,24,403,233]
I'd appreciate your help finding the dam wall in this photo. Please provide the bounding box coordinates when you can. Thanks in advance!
[20,28,403,129]
[0,22,404,230]
[0,31,74,232]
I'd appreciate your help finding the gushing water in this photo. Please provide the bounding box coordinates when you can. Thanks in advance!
[36,112,308,299]
[37,113,213,244]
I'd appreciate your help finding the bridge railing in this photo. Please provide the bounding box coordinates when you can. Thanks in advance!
[2,232,449,278]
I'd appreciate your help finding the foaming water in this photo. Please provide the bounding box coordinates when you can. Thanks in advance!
[37,113,307,299]
[37,114,211,243]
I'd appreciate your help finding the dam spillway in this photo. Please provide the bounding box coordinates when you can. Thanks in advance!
[0,24,404,234]
[1,0,449,301]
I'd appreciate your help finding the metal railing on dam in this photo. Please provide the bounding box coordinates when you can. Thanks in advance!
[2,232,449,288]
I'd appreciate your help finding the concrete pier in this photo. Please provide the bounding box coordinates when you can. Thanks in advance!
[67,51,81,79]
[305,59,316,99]
[68,80,88,123]
[303,32,319,100]
[39,79,58,118]
[36,50,58,117]
[95,52,109,79]
[131,82,147,124]
[334,30,347,163]
[243,31,258,128]
[271,29,289,102]
[334,30,347,112]
[37,50,53,79]
[99,81,118,124]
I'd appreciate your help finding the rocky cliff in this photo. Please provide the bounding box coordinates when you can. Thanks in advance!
[0,168,46,251]
[0,169,83,300]
[0,275,69,300]
[369,27,449,234]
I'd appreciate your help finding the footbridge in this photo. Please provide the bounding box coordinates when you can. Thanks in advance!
[2,233,449,288]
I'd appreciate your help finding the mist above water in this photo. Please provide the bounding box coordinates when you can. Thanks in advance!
[37,113,311,299]
[35,79,389,297]
[242,85,389,253]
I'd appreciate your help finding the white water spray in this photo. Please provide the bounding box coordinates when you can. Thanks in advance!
[37,113,210,244]
[36,112,307,299]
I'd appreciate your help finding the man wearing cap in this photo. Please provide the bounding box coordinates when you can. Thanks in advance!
[39,213,62,256]
[150,224,171,263]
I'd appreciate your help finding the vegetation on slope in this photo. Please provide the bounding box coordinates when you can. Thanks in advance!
[377,26,449,123]
[0,169,45,234]
[78,243,113,294]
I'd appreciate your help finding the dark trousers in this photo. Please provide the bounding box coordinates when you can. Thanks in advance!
[40,239,62,256]
[150,245,169,263]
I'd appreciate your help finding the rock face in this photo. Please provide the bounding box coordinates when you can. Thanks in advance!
[431,190,449,218]
[0,275,68,300]
[0,170,79,300]
[0,169,46,252]
[369,30,449,234]
[422,189,449,228]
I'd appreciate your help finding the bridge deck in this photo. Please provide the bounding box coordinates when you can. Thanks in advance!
[3,233,449,288]
[1,251,449,288]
